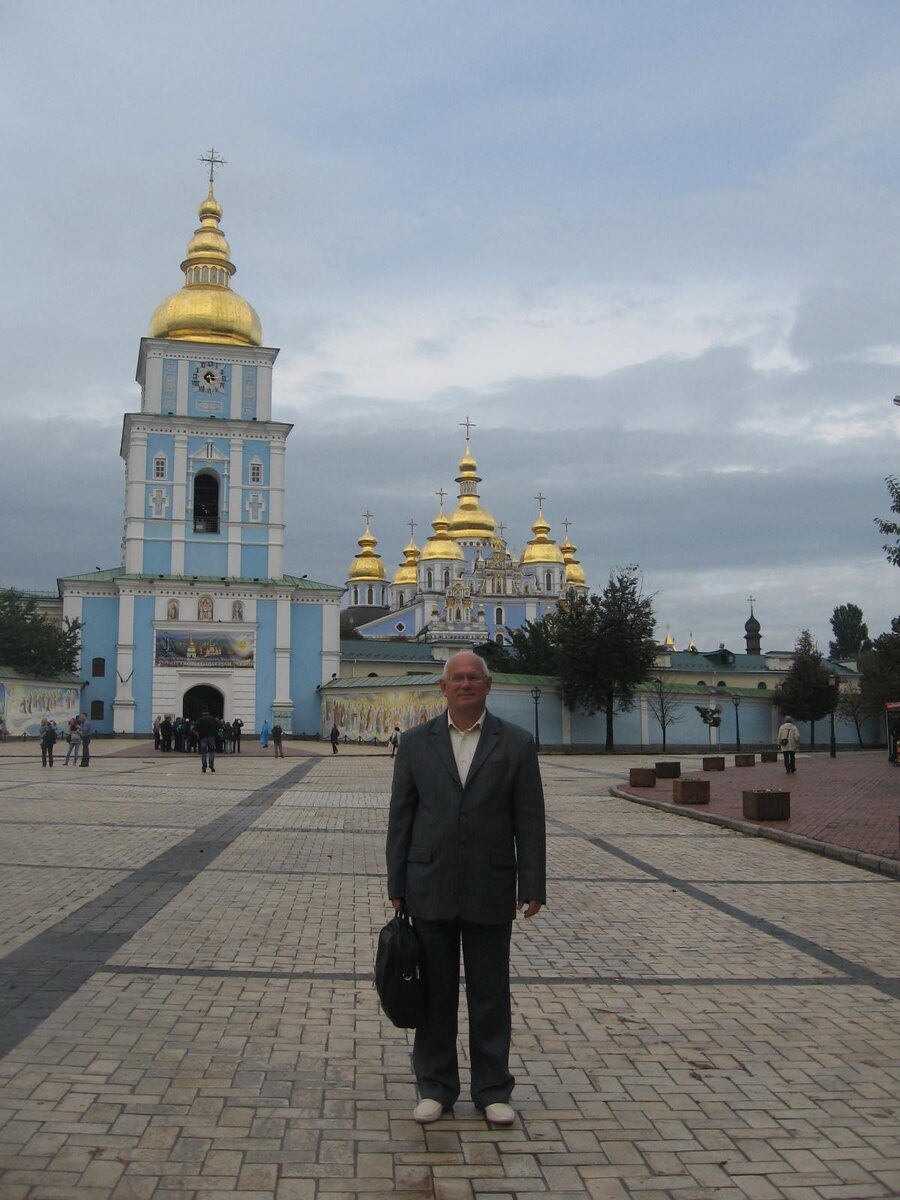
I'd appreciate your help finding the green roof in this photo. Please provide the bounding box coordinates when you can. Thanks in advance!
[58,568,342,592]
[0,664,82,685]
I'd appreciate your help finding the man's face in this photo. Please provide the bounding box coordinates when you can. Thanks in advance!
[440,655,492,724]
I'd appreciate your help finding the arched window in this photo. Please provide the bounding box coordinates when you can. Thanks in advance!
[545,570,553,592]
[495,606,503,625]
[397,591,405,607]
[426,569,433,589]
[153,454,167,480]
[717,680,727,688]
[193,471,220,533]
[352,587,359,605]
[456,607,462,620]
[495,632,505,645]
[757,682,767,689]
[366,586,374,605]
[90,700,104,721]
[249,458,263,485]
[91,657,105,678]
[697,680,706,687]
[443,570,450,587]
[198,596,214,621]
[381,587,386,605]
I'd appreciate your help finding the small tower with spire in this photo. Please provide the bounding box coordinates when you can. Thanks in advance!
[744,596,762,655]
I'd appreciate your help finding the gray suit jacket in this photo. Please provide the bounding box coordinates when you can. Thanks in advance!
[386,710,546,923]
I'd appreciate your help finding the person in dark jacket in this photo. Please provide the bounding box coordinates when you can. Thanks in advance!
[194,710,220,773]
[386,652,546,1128]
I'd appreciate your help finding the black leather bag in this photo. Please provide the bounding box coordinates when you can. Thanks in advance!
[375,909,426,1028]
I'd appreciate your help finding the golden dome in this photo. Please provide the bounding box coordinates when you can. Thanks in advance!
[149,183,262,347]
[421,503,466,562]
[446,437,496,540]
[347,520,388,582]
[392,535,420,586]
[521,504,565,565]
[560,524,587,588]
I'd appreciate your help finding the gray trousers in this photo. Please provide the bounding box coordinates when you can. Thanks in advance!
[411,917,514,1109]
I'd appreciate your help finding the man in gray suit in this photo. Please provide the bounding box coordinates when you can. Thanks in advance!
[386,651,546,1126]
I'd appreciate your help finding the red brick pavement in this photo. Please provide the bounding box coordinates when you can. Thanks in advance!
[619,749,900,873]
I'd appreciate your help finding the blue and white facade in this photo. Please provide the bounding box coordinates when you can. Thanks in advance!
[59,183,342,735]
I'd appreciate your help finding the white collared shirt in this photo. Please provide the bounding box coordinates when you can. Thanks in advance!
[447,710,485,784]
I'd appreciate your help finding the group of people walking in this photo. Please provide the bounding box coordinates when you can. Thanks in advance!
[39,714,93,767]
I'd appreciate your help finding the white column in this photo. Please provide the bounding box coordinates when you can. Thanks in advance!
[113,590,136,733]
[171,432,188,575]
[123,428,148,573]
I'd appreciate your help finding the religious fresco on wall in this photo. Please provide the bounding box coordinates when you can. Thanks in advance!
[155,629,255,668]
[321,687,445,741]
[0,680,82,738]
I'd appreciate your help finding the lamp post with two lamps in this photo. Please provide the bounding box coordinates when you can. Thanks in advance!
[530,686,542,753]
[732,694,741,751]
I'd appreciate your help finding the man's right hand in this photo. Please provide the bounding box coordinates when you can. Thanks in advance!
[391,898,402,911]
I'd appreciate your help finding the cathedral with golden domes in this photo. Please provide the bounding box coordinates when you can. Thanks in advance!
[341,424,588,651]
[58,166,342,734]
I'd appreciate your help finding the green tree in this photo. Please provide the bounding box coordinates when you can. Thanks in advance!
[857,617,900,723]
[555,567,657,750]
[478,616,560,676]
[828,603,871,660]
[874,475,900,566]
[772,629,836,745]
[836,687,869,748]
[0,590,82,678]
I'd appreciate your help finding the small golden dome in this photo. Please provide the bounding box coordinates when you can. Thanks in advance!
[446,436,496,540]
[392,536,420,586]
[421,504,466,562]
[560,524,587,588]
[149,183,262,347]
[347,521,388,582]
[521,504,565,565]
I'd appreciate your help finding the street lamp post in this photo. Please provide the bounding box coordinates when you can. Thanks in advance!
[829,673,837,758]
[732,694,741,751]
[530,686,542,753]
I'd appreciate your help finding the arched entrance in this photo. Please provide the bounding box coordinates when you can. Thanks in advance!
[182,684,224,720]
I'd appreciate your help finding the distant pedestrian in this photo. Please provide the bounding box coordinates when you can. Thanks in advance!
[194,710,219,773]
[232,718,243,753]
[272,722,284,758]
[64,719,82,766]
[39,719,57,767]
[388,726,400,758]
[260,719,271,748]
[153,715,162,751]
[776,715,800,774]
[79,715,93,767]
[330,723,340,755]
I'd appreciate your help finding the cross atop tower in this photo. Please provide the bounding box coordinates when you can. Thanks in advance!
[562,517,572,536]
[362,509,374,526]
[459,416,476,440]
[535,492,546,510]
[408,519,417,541]
[436,488,447,507]
[198,147,227,184]
[747,594,756,612]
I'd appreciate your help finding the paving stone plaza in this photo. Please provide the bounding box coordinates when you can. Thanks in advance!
[0,743,898,1199]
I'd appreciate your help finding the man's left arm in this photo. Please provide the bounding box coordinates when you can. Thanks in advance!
[512,734,546,917]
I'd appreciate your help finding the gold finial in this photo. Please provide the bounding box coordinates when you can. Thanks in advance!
[199,147,227,184]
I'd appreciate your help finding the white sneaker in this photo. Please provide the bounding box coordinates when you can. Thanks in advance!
[483,1102,515,1125]
[413,1098,444,1124]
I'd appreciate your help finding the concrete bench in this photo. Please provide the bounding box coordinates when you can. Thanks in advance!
[655,761,681,779]
[742,789,790,821]
[673,778,710,805]
[629,767,656,788]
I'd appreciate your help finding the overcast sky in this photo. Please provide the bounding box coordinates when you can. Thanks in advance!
[3,0,900,654]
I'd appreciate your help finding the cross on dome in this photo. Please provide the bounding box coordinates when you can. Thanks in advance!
[199,147,227,183]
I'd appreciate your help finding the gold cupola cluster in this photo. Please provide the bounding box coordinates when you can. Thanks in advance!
[421,501,466,562]
[149,183,262,347]
[392,531,421,587]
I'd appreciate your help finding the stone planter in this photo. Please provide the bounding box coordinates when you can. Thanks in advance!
[673,778,710,805]
[629,767,656,787]
[655,761,681,779]
[702,756,725,771]
[760,750,779,763]
[742,789,790,821]
[734,753,755,767]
